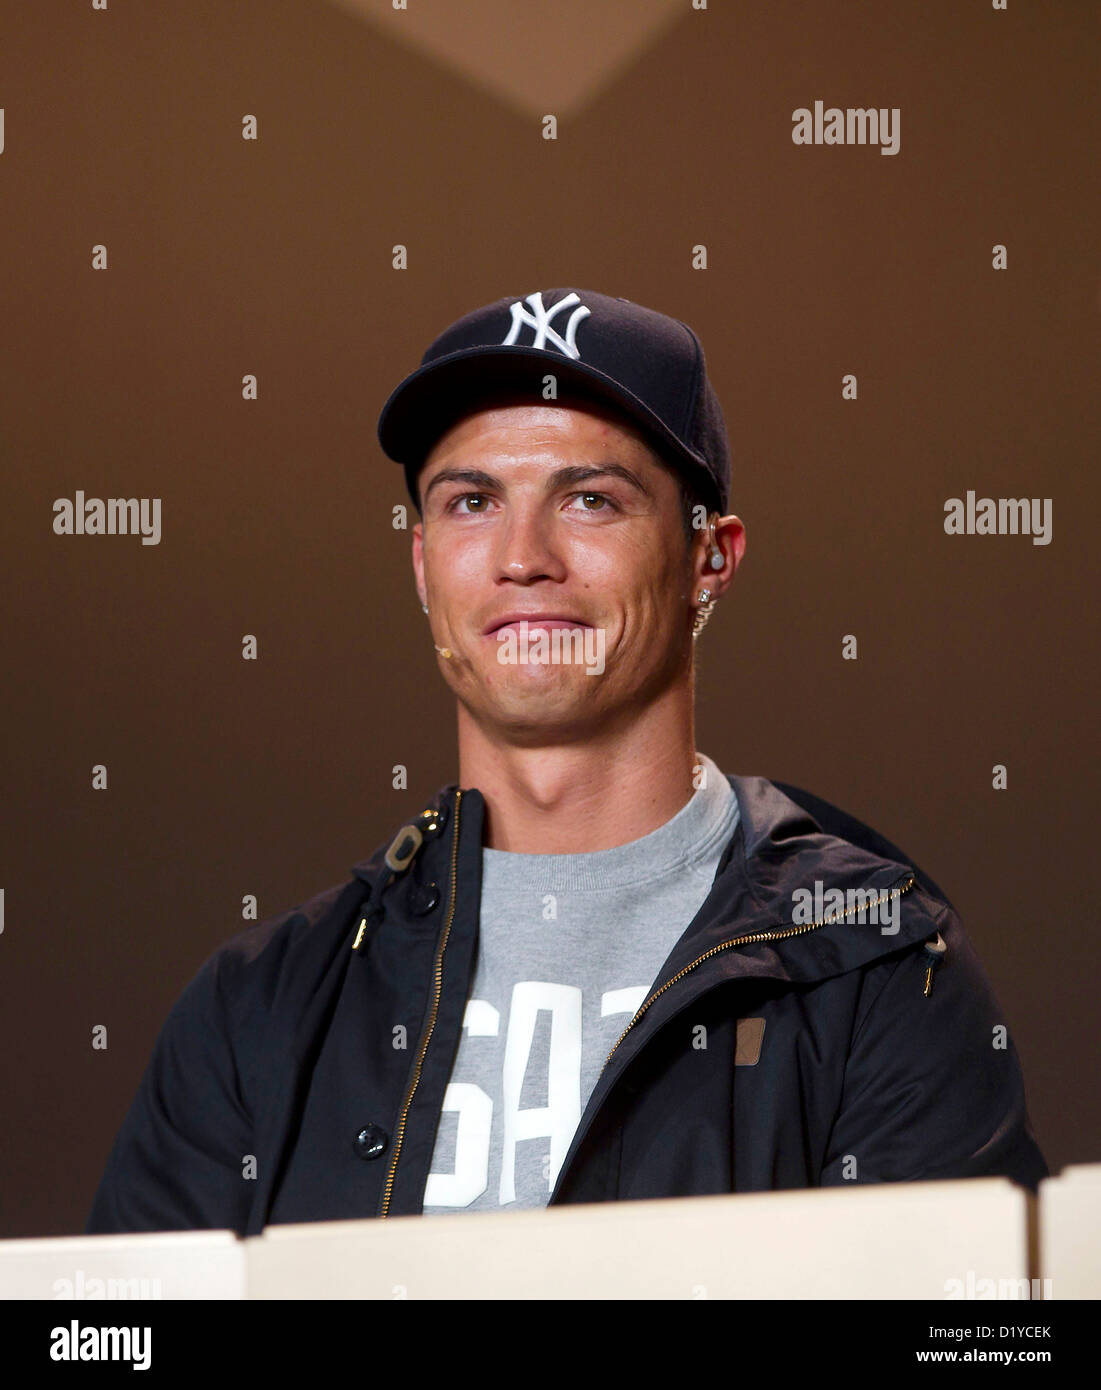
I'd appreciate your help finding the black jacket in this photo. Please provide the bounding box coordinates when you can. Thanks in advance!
[86,776,1048,1235]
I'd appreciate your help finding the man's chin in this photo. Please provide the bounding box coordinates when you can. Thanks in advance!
[461,670,608,741]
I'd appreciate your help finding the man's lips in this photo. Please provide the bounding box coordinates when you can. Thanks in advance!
[483,615,591,636]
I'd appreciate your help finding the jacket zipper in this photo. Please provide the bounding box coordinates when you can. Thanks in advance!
[602,874,916,1067]
[379,788,464,1219]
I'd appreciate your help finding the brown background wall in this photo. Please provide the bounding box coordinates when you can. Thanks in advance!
[0,0,1097,1237]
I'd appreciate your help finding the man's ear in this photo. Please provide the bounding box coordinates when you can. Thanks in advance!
[412,519,426,608]
[695,513,746,598]
[718,513,747,573]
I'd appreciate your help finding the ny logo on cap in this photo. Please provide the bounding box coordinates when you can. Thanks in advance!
[501,291,591,359]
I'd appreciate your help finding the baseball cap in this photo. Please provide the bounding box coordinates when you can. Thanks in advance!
[376,288,730,516]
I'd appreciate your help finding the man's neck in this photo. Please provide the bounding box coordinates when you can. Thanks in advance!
[456,689,700,853]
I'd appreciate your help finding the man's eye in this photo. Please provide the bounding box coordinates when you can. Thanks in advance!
[450,493,490,513]
[569,492,617,513]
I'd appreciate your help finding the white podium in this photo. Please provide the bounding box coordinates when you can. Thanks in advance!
[1,1172,1072,1299]
[0,1230,244,1301]
[1038,1164,1101,1299]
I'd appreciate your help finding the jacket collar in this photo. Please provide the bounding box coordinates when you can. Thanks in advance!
[354,773,940,988]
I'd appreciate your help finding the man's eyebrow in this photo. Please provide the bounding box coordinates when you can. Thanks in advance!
[422,462,653,503]
[422,467,498,501]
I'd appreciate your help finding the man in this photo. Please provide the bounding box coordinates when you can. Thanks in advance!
[87,288,1047,1234]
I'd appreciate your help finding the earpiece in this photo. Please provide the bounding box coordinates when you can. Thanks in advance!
[706,514,723,570]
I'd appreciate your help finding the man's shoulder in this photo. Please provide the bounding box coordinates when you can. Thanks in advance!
[224,875,359,960]
[185,872,370,1025]
[180,787,453,1023]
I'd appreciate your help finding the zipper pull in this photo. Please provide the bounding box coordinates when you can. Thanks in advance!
[921,931,947,996]
[351,880,385,955]
[352,901,379,953]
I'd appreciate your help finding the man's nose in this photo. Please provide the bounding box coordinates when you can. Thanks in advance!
[492,505,568,583]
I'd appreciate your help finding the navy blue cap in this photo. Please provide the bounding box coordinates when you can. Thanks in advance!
[376,288,730,516]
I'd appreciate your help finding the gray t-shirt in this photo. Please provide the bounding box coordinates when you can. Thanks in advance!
[422,752,739,1214]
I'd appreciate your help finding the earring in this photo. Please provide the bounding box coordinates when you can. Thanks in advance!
[422,603,429,614]
[709,549,723,571]
[434,645,453,659]
[693,588,716,640]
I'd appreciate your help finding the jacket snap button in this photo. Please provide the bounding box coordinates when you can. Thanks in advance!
[353,1123,389,1160]
[418,802,449,836]
[410,882,440,916]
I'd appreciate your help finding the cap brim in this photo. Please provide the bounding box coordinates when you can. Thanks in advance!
[377,345,719,510]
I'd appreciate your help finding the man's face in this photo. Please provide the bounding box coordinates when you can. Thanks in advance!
[411,398,699,744]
